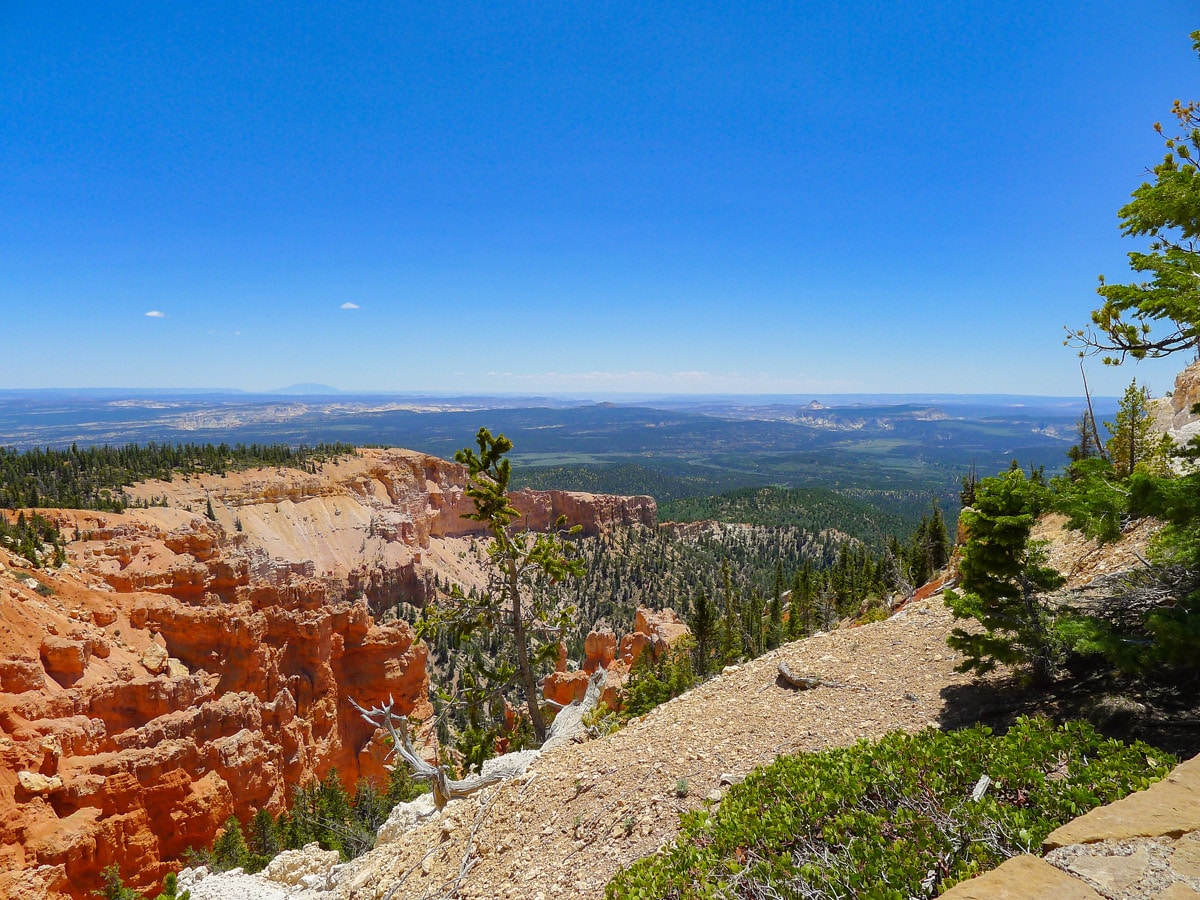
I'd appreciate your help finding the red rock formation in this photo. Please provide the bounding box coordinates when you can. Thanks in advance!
[0,449,658,898]
[544,609,691,713]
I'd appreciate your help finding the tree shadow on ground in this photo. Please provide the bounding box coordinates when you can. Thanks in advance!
[939,665,1200,761]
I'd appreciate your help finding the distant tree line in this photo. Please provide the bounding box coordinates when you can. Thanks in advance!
[0,441,356,512]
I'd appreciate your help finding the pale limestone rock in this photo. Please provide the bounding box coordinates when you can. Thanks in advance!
[140,642,169,675]
[1061,846,1150,893]
[1045,755,1200,849]
[1172,833,1200,878]
[1159,884,1200,899]
[17,771,63,794]
[262,841,341,886]
[938,855,1104,899]
[375,793,438,846]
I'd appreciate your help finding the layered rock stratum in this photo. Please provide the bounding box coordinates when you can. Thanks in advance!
[0,448,655,899]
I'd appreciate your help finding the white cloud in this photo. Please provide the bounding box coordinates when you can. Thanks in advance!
[144,310,166,318]
[340,302,360,310]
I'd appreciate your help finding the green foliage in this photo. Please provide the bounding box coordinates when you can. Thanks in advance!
[0,442,354,512]
[1071,31,1200,364]
[91,864,192,900]
[622,636,697,718]
[688,588,717,678]
[93,864,143,900]
[1105,379,1171,478]
[0,510,65,567]
[1052,457,1127,542]
[423,428,584,747]
[606,718,1172,900]
[660,484,917,549]
[152,873,190,900]
[210,815,250,872]
[945,466,1065,686]
[194,765,429,873]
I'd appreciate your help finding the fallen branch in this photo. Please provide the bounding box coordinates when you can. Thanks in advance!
[776,661,822,690]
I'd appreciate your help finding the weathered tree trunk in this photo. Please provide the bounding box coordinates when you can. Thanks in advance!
[776,661,822,690]
[352,669,606,810]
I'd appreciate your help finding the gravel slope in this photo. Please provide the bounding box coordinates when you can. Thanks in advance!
[324,593,984,900]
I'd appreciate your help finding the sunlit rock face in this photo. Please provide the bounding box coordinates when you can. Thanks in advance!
[0,448,656,898]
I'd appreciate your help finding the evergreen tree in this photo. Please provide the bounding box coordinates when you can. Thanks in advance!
[1066,411,1099,463]
[926,498,950,572]
[718,560,741,664]
[1105,379,1170,478]
[211,815,250,871]
[422,428,583,745]
[689,587,716,677]
[766,562,784,651]
[944,467,1065,686]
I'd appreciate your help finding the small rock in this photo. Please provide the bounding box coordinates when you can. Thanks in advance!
[140,643,169,675]
[17,771,64,794]
[93,608,118,627]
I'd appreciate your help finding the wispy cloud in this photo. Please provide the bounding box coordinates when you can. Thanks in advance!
[144,310,166,318]
[340,302,360,310]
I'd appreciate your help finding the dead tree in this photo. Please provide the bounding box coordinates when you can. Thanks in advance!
[352,669,606,810]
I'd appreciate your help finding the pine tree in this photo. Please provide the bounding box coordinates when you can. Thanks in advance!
[944,467,1065,686]
[211,815,250,871]
[689,587,716,677]
[422,428,583,745]
[1105,379,1155,477]
[766,562,784,651]
[718,560,741,664]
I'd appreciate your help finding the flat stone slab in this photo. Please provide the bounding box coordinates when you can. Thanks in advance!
[1158,883,1200,899]
[1045,755,1200,849]
[939,855,1104,900]
[1062,846,1151,893]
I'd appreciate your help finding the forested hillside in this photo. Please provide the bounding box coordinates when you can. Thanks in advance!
[0,442,355,511]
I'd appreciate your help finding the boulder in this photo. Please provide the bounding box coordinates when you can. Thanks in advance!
[140,643,169,675]
[376,793,438,845]
[39,636,89,684]
[262,842,342,886]
[17,771,64,795]
[0,656,45,693]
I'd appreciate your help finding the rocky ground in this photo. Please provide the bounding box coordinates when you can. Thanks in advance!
[179,509,1200,900]
[183,589,989,900]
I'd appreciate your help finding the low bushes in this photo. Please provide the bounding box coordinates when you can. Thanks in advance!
[606,718,1170,900]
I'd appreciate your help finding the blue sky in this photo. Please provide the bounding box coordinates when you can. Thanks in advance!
[1,2,1196,396]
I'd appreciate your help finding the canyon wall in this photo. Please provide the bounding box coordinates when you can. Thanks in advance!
[0,448,656,899]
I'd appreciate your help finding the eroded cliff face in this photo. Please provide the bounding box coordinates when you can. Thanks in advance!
[0,448,657,899]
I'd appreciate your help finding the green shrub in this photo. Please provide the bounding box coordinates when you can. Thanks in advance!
[606,718,1170,900]
[623,636,697,718]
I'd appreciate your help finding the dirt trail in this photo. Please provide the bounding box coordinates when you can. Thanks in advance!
[335,594,986,899]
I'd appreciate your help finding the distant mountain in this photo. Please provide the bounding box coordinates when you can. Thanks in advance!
[268,383,343,395]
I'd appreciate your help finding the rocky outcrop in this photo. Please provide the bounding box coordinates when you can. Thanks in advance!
[0,549,429,899]
[543,608,691,711]
[509,489,657,537]
[0,449,658,898]
[1152,357,1200,445]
